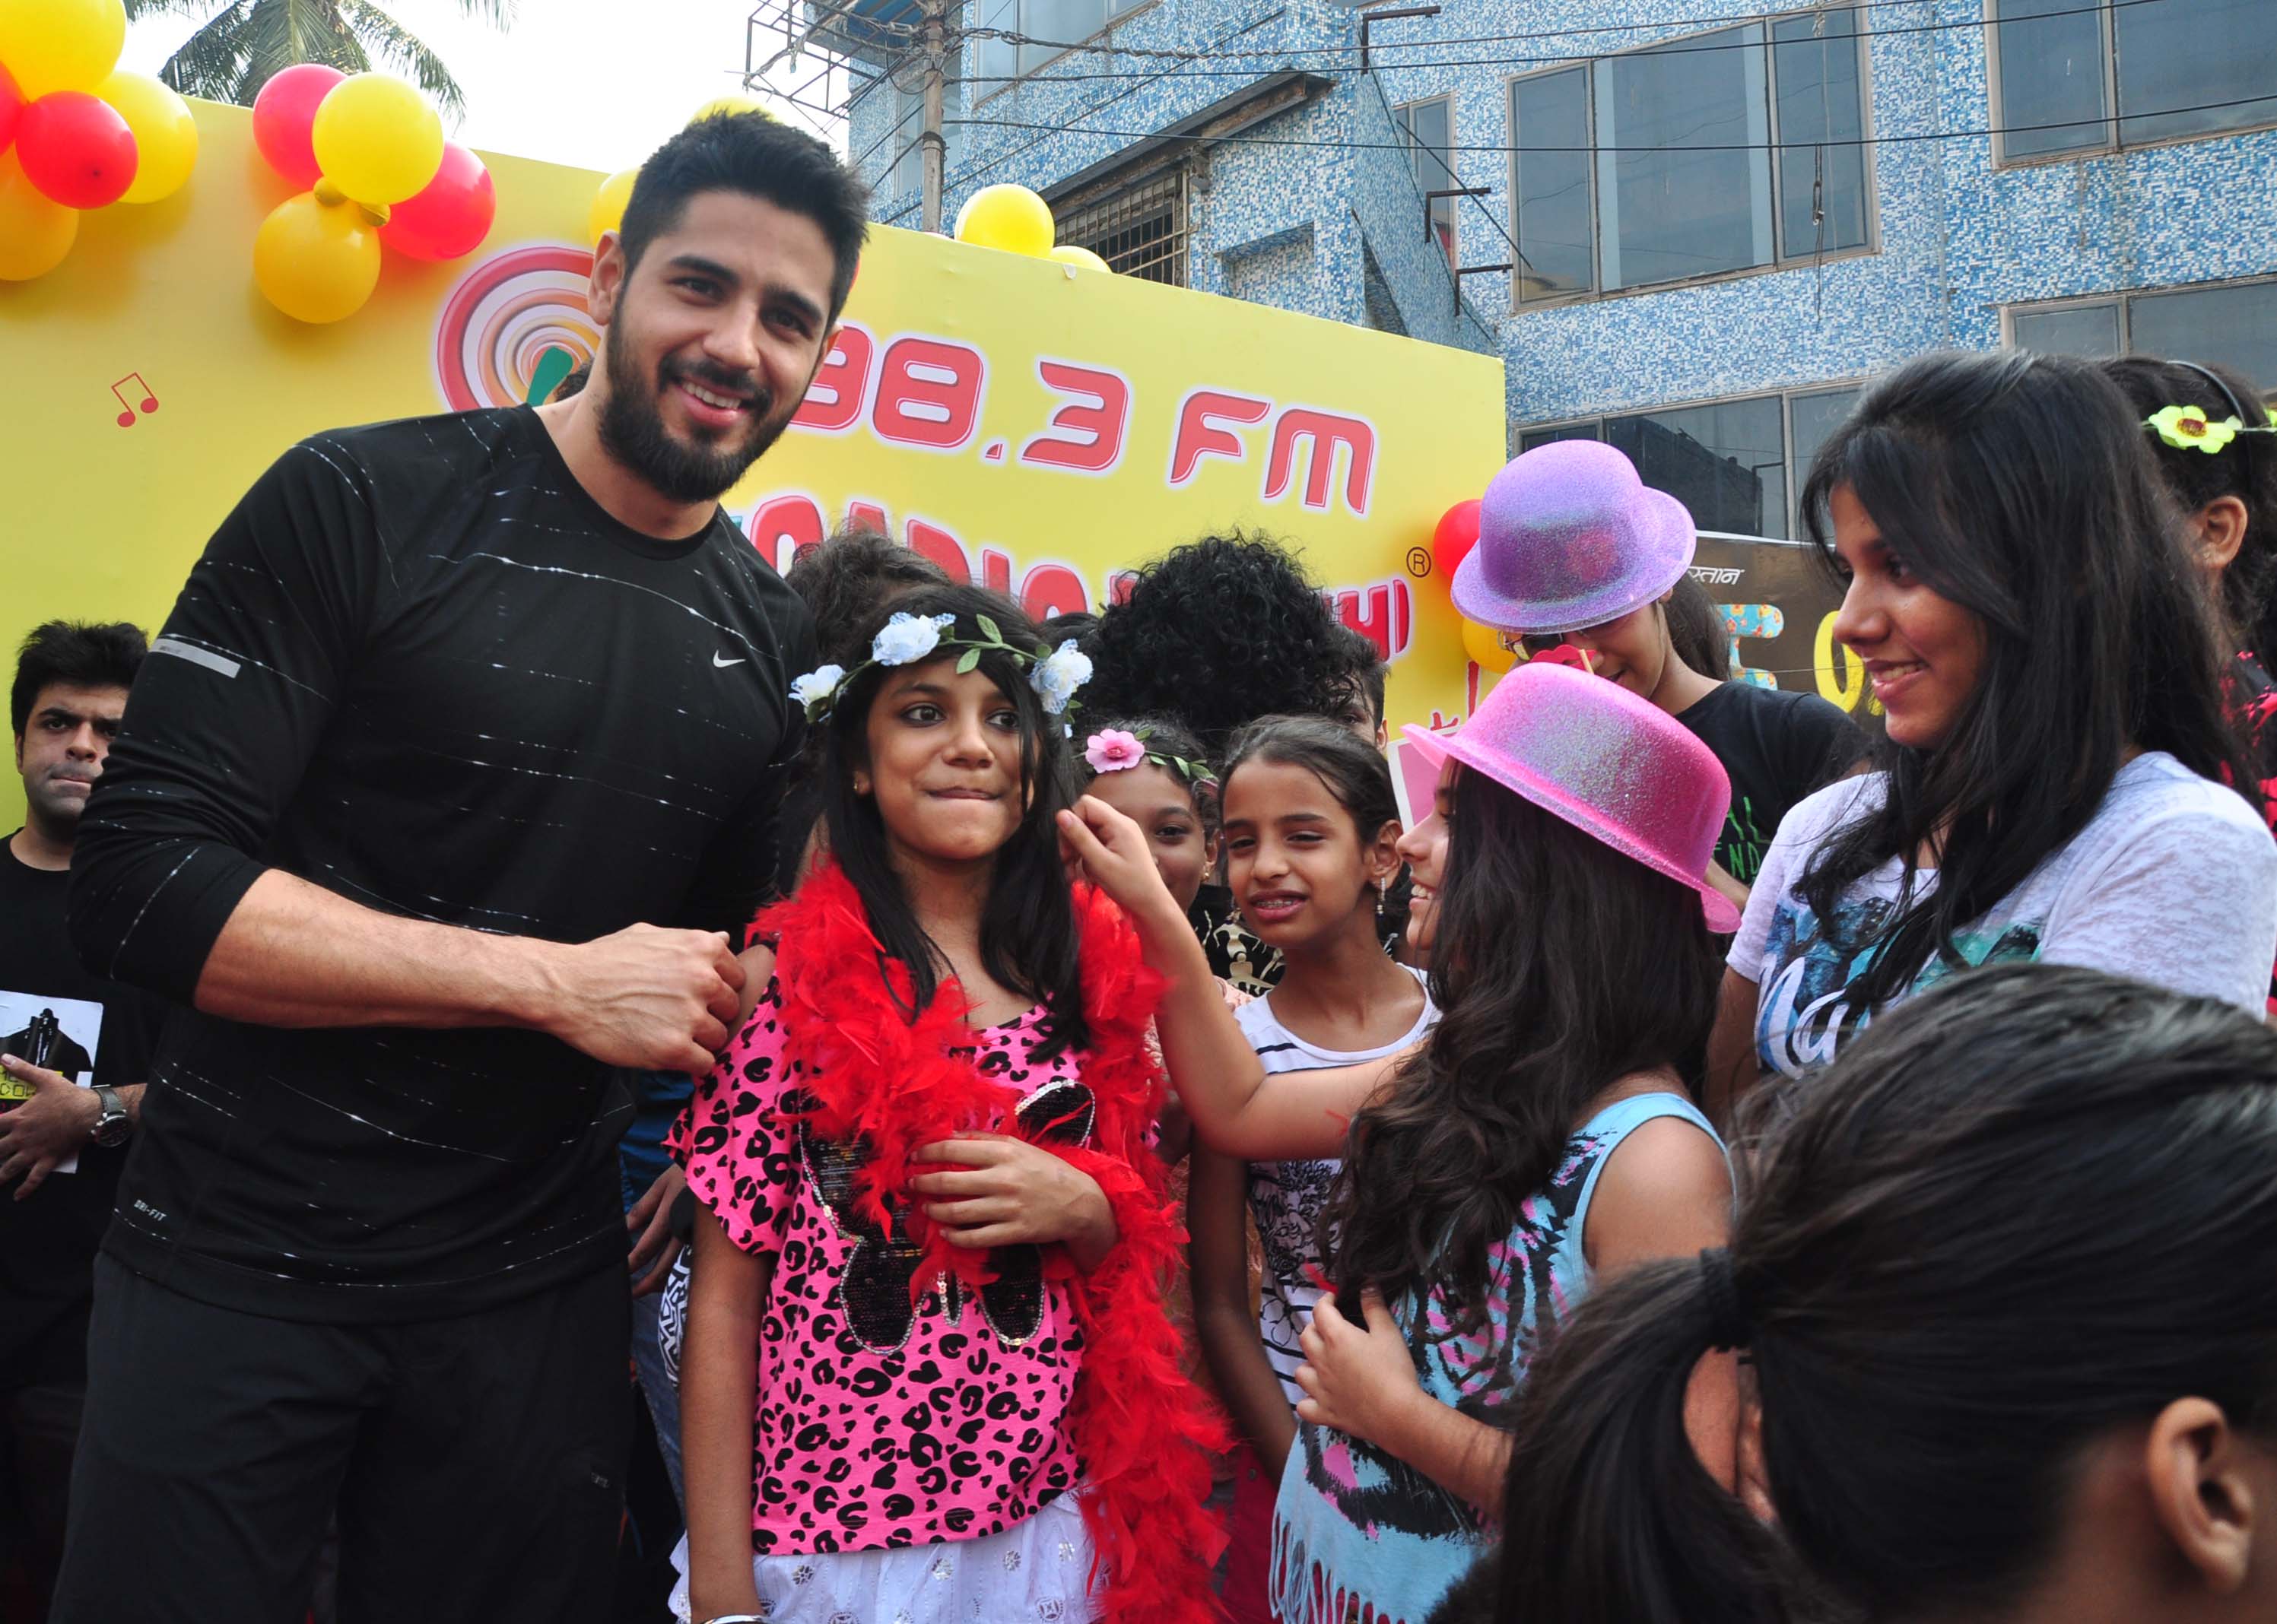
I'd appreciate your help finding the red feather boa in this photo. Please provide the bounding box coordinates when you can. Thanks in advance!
[759,861,1230,1622]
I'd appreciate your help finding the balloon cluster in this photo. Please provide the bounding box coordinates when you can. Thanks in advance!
[1429,499,1520,674]
[249,64,495,323]
[953,182,1110,274]
[0,0,199,281]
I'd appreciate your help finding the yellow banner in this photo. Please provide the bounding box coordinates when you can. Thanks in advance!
[1,100,1507,829]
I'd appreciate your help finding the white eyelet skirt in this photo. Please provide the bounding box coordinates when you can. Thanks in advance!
[668,1492,1100,1624]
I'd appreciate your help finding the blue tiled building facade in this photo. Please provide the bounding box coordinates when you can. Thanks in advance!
[846,0,2277,539]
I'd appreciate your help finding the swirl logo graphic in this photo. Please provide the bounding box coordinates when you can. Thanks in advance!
[433,243,599,411]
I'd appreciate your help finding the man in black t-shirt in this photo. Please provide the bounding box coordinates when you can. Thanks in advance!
[55,115,864,1624]
[1,620,165,1619]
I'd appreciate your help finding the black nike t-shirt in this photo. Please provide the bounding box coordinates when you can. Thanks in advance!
[69,407,814,1321]
[1673,680,1869,885]
[0,840,168,1381]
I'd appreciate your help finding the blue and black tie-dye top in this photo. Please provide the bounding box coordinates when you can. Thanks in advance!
[1267,1091,1723,1624]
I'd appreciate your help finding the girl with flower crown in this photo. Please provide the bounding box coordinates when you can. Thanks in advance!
[668,585,1222,1624]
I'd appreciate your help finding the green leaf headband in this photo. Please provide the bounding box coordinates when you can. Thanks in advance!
[789,611,1093,723]
[2145,362,2277,455]
[2145,402,2277,455]
[1081,725,1213,787]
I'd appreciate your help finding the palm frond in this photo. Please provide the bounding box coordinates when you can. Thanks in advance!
[233,0,368,107]
[448,0,516,33]
[337,0,466,121]
[151,0,475,121]
[124,0,227,25]
[155,0,262,103]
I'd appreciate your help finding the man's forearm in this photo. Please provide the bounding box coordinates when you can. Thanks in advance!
[192,868,564,1032]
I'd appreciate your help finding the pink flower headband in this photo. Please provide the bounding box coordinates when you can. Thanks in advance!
[1083,726,1212,785]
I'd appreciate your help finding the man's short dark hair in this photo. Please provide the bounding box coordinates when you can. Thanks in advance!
[12,620,148,737]
[618,112,870,322]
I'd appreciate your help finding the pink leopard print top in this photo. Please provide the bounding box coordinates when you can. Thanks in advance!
[668,980,1088,1556]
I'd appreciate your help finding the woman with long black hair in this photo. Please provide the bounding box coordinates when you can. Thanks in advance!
[1706,350,2277,1112]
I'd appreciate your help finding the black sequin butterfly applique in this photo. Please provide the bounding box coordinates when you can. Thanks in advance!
[795,1078,1097,1353]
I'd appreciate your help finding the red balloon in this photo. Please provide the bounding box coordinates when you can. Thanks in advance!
[17,91,137,209]
[378,140,494,261]
[0,64,22,157]
[1432,498,1484,582]
[252,63,344,187]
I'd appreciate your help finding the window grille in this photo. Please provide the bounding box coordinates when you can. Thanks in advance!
[1058,170,1188,287]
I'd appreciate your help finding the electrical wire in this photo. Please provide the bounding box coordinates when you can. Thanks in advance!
[953,0,2159,66]
[876,0,1294,223]
[943,92,2277,154]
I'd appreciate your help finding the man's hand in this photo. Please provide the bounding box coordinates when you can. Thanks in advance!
[0,1055,100,1201]
[910,1134,1118,1269]
[1294,1288,1428,1451]
[537,925,745,1076]
[626,1162,686,1296]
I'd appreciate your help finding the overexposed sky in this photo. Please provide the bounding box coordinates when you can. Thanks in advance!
[122,0,853,173]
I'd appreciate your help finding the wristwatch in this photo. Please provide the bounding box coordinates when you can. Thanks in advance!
[89,1085,132,1148]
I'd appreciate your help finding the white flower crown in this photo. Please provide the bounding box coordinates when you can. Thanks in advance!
[790,611,1094,722]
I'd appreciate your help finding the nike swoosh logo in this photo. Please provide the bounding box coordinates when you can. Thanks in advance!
[713,653,747,668]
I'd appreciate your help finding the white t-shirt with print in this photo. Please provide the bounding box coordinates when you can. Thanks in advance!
[1731,750,2277,1080]
[1236,967,1437,1408]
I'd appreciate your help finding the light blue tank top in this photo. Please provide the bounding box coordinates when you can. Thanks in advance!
[1267,1092,1724,1624]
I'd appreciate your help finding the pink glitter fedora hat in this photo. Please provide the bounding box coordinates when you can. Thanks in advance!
[1403,661,1739,932]
[1450,440,1697,637]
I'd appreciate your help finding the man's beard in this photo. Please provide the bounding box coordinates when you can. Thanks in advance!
[594,322,794,506]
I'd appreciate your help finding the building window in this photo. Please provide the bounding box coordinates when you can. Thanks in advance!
[1395,95,1456,268]
[1508,6,1870,305]
[1057,170,1189,286]
[1517,382,1866,539]
[890,74,954,202]
[2007,278,2277,398]
[972,0,1148,87]
[1991,0,2277,163]
[1788,384,1863,508]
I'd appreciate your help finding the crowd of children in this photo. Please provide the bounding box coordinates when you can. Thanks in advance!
[659,346,2277,1624]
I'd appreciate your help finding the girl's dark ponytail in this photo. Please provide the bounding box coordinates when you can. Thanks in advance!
[1487,1258,1795,1624]
[1477,963,2277,1624]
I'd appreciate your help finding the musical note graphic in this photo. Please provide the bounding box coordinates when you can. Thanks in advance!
[110,373,158,427]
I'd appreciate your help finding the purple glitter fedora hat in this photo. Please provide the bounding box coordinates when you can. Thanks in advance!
[1450,440,1697,636]
[1402,661,1739,932]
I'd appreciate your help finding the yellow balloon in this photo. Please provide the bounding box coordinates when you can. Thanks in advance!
[310,73,443,206]
[954,183,1053,258]
[691,94,774,122]
[97,71,198,203]
[589,167,637,246]
[1461,618,1517,674]
[253,189,383,323]
[0,0,124,97]
[0,150,77,279]
[1047,244,1110,273]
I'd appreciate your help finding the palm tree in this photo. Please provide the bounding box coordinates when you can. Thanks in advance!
[123,0,515,121]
